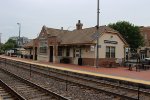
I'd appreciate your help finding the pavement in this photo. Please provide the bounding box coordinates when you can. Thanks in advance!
[1,55,150,82]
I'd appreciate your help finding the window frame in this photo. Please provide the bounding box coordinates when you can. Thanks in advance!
[58,46,63,56]
[106,46,115,58]
[106,46,110,58]
[39,46,47,53]
[39,41,47,54]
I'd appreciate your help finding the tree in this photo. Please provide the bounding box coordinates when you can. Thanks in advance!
[2,39,18,52]
[108,21,144,52]
[0,43,4,54]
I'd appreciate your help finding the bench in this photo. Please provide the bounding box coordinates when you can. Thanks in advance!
[143,65,150,70]
[128,64,141,71]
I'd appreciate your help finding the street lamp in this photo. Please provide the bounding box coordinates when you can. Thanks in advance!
[96,0,100,68]
[17,23,21,48]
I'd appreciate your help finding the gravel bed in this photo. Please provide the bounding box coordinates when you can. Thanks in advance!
[0,61,116,100]
[0,59,150,100]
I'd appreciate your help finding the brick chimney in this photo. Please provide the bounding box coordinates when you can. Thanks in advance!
[76,20,83,30]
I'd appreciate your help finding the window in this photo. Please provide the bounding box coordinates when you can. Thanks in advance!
[106,46,115,58]
[40,47,47,53]
[106,47,110,58]
[39,41,47,53]
[111,47,115,58]
[58,46,63,56]
[66,47,70,56]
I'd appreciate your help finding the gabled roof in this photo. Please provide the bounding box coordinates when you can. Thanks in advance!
[46,28,68,36]
[23,25,128,48]
[38,25,128,46]
[59,26,108,44]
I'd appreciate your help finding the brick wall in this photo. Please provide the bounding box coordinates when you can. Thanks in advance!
[82,58,118,67]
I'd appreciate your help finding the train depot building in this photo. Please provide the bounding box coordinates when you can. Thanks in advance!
[24,20,128,67]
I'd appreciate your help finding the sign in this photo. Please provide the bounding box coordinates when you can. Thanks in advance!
[104,40,118,44]
[90,46,95,51]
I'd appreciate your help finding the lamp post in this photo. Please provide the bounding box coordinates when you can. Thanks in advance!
[96,0,100,68]
[17,23,21,48]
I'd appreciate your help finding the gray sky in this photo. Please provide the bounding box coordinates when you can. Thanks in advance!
[0,0,149,43]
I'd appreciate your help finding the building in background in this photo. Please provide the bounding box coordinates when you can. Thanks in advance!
[138,26,150,60]
[9,36,31,47]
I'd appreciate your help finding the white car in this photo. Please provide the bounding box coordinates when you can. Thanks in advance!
[145,58,150,60]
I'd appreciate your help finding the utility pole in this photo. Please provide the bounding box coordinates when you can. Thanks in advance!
[96,0,100,68]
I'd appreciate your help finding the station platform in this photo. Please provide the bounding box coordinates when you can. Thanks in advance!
[0,55,150,85]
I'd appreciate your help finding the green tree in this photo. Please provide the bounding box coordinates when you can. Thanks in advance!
[0,43,4,54]
[108,21,144,52]
[2,39,18,52]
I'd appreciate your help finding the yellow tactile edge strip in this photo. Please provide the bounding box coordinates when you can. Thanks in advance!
[1,56,150,85]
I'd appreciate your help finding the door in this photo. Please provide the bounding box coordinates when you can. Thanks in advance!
[34,47,37,60]
[74,48,81,64]
[49,46,53,62]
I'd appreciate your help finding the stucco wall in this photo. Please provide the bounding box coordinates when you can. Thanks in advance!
[98,33,125,59]
[81,47,95,58]
[37,54,49,62]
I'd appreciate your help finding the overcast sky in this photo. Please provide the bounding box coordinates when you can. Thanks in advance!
[0,0,149,43]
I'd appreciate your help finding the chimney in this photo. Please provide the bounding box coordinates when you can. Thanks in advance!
[76,20,83,30]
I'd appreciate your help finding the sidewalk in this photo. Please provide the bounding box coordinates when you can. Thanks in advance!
[1,55,150,82]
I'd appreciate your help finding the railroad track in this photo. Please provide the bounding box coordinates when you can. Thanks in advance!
[0,86,12,100]
[0,80,20,100]
[29,66,150,100]
[0,58,150,100]
[0,68,69,100]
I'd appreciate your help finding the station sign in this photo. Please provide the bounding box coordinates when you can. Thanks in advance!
[104,40,118,44]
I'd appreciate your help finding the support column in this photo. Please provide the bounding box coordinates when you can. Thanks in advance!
[33,47,35,60]
[54,45,58,63]
[124,46,126,62]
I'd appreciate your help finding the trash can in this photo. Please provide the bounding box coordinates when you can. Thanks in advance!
[30,55,33,59]
[129,64,132,70]
[78,58,82,66]
[21,54,23,58]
